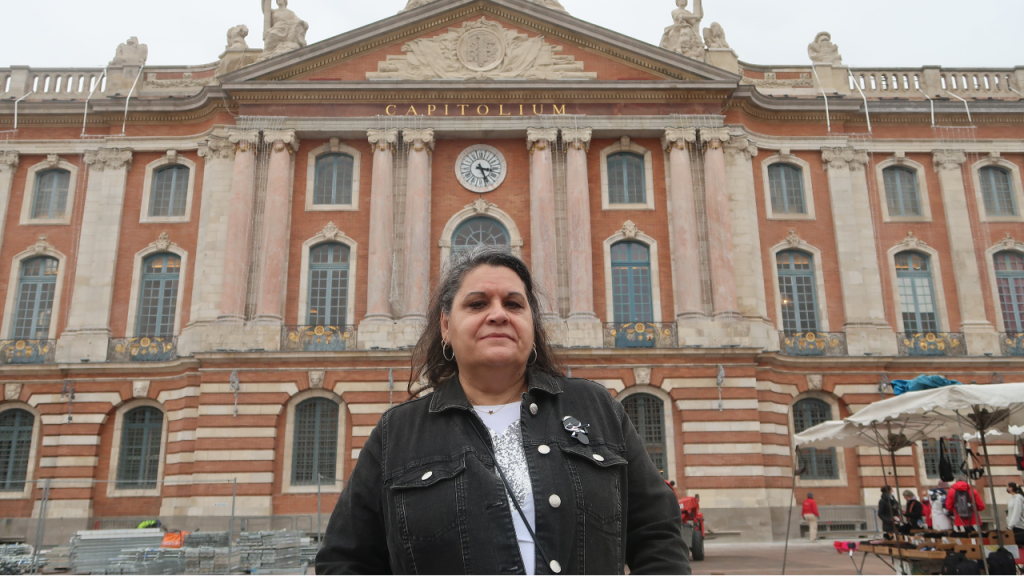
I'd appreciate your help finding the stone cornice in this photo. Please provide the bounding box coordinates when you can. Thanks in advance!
[84,148,133,171]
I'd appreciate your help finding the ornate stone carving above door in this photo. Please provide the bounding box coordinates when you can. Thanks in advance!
[366,18,596,81]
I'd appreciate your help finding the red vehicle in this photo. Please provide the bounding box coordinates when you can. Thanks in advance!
[679,494,705,561]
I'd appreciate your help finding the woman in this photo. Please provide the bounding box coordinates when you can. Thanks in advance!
[878,486,900,534]
[1007,482,1024,544]
[929,481,953,531]
[316,247,689,574]
[920,491,932,529]
[903,490,924,531]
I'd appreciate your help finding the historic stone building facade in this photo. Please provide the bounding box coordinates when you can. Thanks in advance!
[1,0,1023,542]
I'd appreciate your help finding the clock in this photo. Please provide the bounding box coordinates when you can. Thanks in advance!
[455,145,506,193]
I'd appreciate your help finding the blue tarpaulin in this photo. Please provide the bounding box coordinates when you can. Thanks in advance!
[890,374,963,395]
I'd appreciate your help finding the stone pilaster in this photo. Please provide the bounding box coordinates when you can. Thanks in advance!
[254,129,299,327]
[561,128,602,347]
[217,129,260,323]
[527,127,563,344]
[0,152,19,262]
[663,128,703,324]
[56,148,133,362]
[933,149,999,354]
[701,128,742,322]
[821,147,895,355]
[358,128,399,350]
[178,136,235,355]
[396,129,435,347]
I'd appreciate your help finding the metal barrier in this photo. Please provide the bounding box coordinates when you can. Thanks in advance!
[800,506,880,537]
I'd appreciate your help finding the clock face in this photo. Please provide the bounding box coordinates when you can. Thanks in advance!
[455,145,506,193]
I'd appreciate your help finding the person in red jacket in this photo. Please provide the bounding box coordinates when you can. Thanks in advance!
[920,491,933,528]
[802,493,820,541]
[945,478,985,530]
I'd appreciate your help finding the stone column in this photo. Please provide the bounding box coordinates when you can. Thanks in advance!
[178,136,236,355]
[702,128,742,322]
[0,152,19,261]
[217,130,260,323]
[254,130,298,324]
[561,128,602,347]
[933,150,999,354]
[358,128,398,349]
[663,128,705,345]
[821,147,894,355]
[397,129,435,344]
[56,148,133,362]
[528,128,560,318]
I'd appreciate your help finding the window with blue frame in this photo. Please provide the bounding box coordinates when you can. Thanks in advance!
[767,163,806,215]
[292,398,338,486]
[313,154,354,205]
[31,169,71,219]
[0,409,33,492]
[607,152,646,205]
[895,252,938,334]
[980,166,1016,217]
[621,394,666,478]
[883,166,922,217]
[149,165,189,218]
[12,257,58,339]
[308,243,350,327]
[793,398,838,479]
[611,242,655,348]
[777,250,818,333]
[922,438,964,479]
[116,407,163,489]
[451,217,509,254]
[995,251,1024,335]
[137,254,180,338]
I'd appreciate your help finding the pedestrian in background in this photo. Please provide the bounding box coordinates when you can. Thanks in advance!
[1006,482,1024,544]
[903,490,924,530]
[802,492,820,541]
[920,491,932,528]
[878,486,900,534]
[946,477,985,532]
[929,481,953,531]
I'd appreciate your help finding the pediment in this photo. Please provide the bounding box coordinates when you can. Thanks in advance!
[220,0,738,87]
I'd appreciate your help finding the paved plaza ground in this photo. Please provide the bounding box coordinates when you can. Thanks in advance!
[691,540,895,575]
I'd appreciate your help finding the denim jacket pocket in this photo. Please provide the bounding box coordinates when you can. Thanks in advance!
[392,454,468,543]
[560,443,627,529]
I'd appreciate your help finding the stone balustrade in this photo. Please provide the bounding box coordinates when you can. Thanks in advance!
[0,64,220,100]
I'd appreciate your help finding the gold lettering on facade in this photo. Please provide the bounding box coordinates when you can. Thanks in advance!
[477,105,490,115]
[458,104,469,115]
[499,104,511,116]
[406,105,418,116]
[533,104,544,114]
[445,104,449,115]
[385,105,397,116]
[427,105,437,116]
[380,104,567,116]
[552,104,566,115]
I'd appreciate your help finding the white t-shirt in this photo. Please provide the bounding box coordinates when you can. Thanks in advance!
[476,403,536,575]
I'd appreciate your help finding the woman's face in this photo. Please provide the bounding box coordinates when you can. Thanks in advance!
[441,265,535,372]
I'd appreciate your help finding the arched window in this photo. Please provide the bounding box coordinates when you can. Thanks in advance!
[149,165,189,218]
[116,407,163,489]
[12,257,58,339]
[137,253,180,338]
[995,251,1024,334]
[292,398,339,486]
[767,164,806,215]
[607,152,646,205]
[308,243,350,327]
[980,166,1016,217]
[883,166,921,217]
[793,398,837,479]
[621,394,666,479]
[895,252,938,334]
[611,241,653,324]
[313,154,354,205]
[451,217,509,254]
[777,250,818,333]
[32,169,71,220]
[0,409,33,492]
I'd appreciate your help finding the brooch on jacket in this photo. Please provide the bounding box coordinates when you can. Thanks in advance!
[562,416,591,445]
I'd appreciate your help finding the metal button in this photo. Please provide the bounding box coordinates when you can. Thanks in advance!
[549,560,562,573]
[421,471,433,481]
[548,494,561,508]
[529,403,538,415]
[593,454,605,462]
[538,445,551,455]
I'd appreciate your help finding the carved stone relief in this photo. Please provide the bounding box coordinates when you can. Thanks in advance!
[633,367,652,385]
[740,72,813,88]
[806,374,823,391]
[308,370,325,389]
[401,0,566,12]
[111,37,148,66]
[4,383,22,401]
[807,32,842,65]
[367,18,595,81]
[132,380,150,398]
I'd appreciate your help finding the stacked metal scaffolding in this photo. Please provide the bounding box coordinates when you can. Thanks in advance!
[68,529,165,574]
[0,544,42,575]
[109,547,186,575]
[232,530,302,572]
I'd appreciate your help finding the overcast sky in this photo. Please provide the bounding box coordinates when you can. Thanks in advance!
[3,0,1021,70]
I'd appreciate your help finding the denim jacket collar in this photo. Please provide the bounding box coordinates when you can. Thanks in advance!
[428,368,564,413]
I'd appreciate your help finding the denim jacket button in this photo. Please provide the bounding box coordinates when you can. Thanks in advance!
[538,444,551,455]
[421,471,433,480]
[593,454,605,462]
[529,403,538,415]
[548,494,561,508]
[549,560,562,573]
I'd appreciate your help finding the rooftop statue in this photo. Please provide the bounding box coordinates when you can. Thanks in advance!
[110,37,149,66]
[258,0,309,62]
[807,31,843,65]
[703,22,730,50]
[660,0,705,61]
[226,25,250,50]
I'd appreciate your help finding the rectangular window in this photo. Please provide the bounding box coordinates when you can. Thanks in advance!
[922,438,963,479]
[981,168,1016,217]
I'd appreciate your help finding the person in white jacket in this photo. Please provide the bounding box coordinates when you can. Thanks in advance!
[1006,482,1024,544]
[929,481,953,531]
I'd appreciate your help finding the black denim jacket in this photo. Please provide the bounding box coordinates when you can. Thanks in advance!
[316,370,689,575]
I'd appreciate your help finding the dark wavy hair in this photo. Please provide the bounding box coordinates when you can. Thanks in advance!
[408,246,563,394]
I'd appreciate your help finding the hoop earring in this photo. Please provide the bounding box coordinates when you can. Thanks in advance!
[442,340,455,362]
[527,345,538,366]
